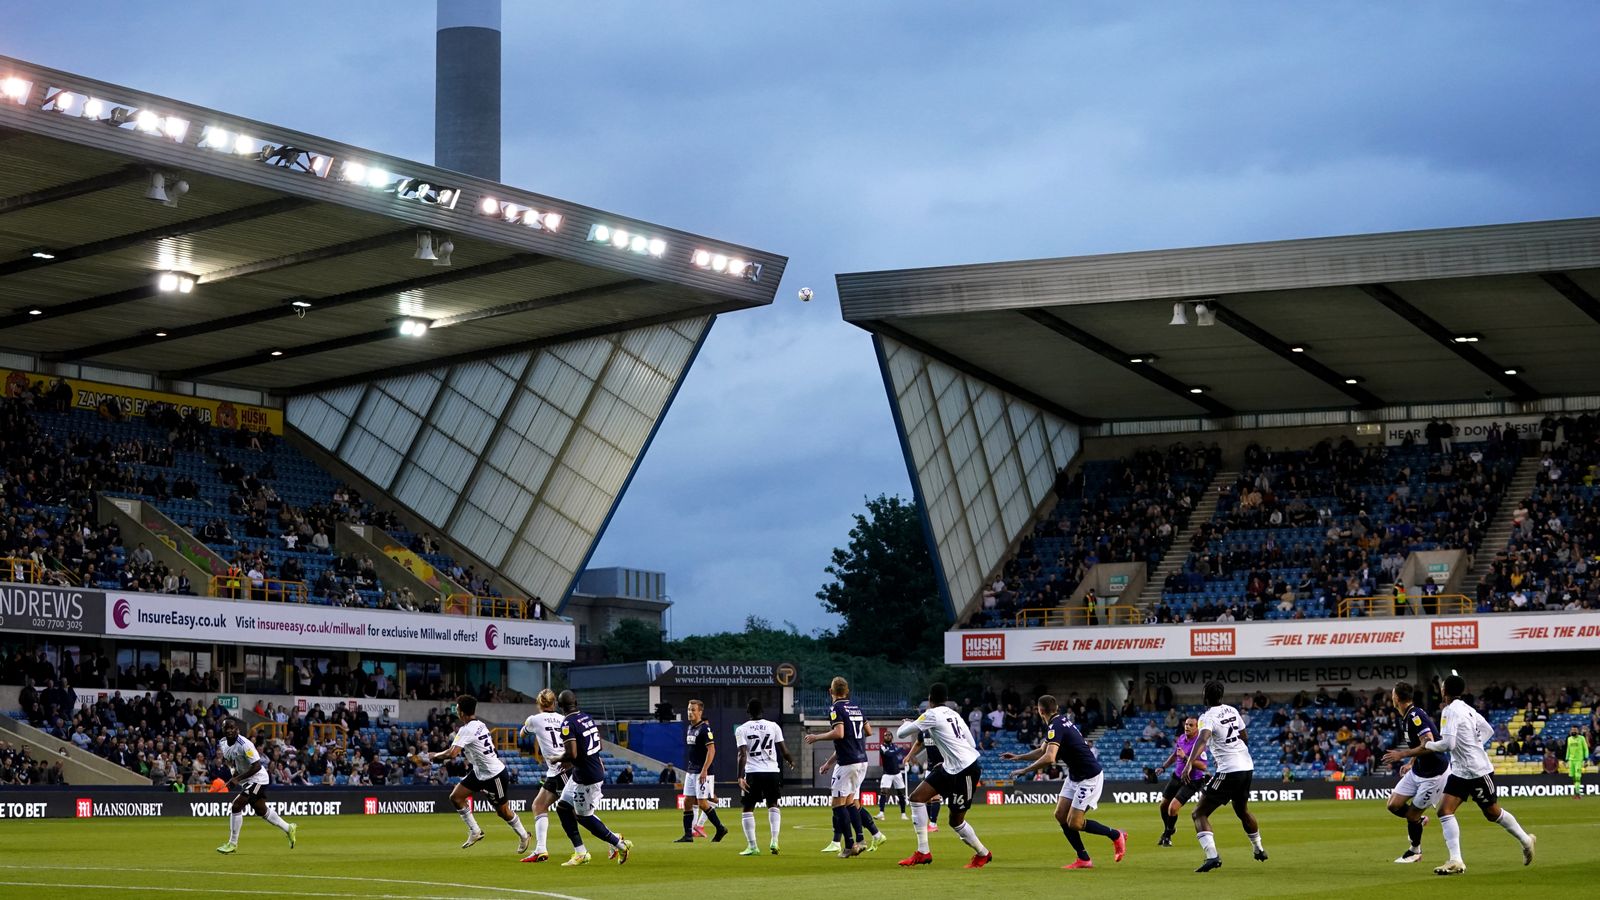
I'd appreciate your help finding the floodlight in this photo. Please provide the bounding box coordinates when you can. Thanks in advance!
[2,77,32,104]
[1188,386,1207,394]
[135,110,161,132]
[540,212,562,231]
[162,117,189,142]
[413,231,437,261]
[82,98,105,118]
[156,272,194,294]
[269,349,285,357]
[629,235,648,254]
[342,161,368,183]
[27,308,43,316]
[647,238,667,257]
[1169,303,1187,326]
[692,250,712,267]
[480,197,499,215]
[49,91,76,111]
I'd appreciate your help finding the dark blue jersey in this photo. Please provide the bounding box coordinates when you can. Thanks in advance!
[561,711,606,785]
[685,720,715,770]
[1399,704,1447,778]
[830,699,868,765]
[880,743,905,775]
[1046,713,1102,782]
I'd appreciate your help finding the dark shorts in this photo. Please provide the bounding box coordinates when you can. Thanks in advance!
[1201,770,1254,806]
[540,771,568,796]
[1162,776,1202,804]
[924,761,982,813]
[1444,774,1497,808]
[742,772,782,809]
[462,770,511,805]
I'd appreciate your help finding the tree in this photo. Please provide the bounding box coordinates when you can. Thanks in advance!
[817,494,946,664]
[599,618,666,663]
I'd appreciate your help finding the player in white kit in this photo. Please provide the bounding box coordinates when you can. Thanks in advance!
[895,682,991,869]
[1184,681,1267,873]
[431,693,531,854]
[215,718,296,854]
[518,689,569,862]
[735,697,794,856]
[1419,675,1536,876]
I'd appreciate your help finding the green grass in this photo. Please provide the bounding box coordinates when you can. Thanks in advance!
[0,798,1591,899]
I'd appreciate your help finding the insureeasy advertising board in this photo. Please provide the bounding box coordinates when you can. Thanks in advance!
[105,592,574,661]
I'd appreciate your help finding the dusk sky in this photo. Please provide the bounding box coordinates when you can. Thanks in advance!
[7,3,1597,636]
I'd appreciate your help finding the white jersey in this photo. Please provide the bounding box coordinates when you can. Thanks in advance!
[898,704,980,774]
[1198,703,1254,773]
[520,711,567,777]
[221,736,269,787]
[1438,699,1495,779]
[735,718,786,774]
[451,718,507,780]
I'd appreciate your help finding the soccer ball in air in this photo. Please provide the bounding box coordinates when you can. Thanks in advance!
[798,287,814,302]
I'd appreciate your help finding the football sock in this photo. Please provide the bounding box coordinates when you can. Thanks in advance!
[229,813,242,844]
[1197,830,1217,858]
[952,821,988,856]
[858,806,880,836]
[899,791,907,814]
[1407,818,1423,850]
[578,814,622,849]
[557,802,583,851]
[911,802,930,853]
[768,807,781,843]
[742,812,757,847]
[705,807,724,832]
[928,801,941,823]
[534,812,548,852]
[832,800,857,845]
[506,813,529,839]
[1495,809,1530,843]
[850,806,864,842]
[1247,831,1263,852]
[1062,822,1090,860]
[1161,810,1177,835]
[1440,815,1461,860]
[1084,819,1120,841]
[262,809,291,834]
[682,810,694,838]
[879,793,887,813]
[694,807,707,830]
[458,807,480,833]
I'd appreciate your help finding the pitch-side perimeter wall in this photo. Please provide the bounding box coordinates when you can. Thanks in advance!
[948,612,1600,666]
[2,777,1595,819]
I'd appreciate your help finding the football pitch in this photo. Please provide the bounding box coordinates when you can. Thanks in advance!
[0,798,1592,899]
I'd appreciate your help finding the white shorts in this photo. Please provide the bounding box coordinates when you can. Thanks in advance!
[879,772,907,790]
[560,779,604,817]
[1394,770,1446,810]
[684,774,716,800]
[831,762,868,799]
[1059,772,1104,811]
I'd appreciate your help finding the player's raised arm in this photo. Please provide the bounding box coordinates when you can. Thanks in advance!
[893,716,925,742]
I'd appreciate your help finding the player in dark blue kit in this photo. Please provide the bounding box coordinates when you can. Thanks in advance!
[804,676,882,858]
[676,699,728,843]
[1380,680,1448,863]
[550,690,632,867]
[1005,694,1127,870]
[876,733,908,821]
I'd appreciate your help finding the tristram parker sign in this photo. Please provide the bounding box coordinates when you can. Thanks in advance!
[945,613,1600,665]
[107,591,574,661]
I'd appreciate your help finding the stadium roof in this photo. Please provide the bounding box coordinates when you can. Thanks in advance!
[0,55,785,396]
[837,217,1600,424]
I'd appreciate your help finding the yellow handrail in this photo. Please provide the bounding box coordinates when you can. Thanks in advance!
[209,575,308,603]
[1013,604,1142,627]
[1338,593,1472,617]
[445,593,530,619]
[491,726,520,751]
[0,556,42,584]
[250,722,286,745]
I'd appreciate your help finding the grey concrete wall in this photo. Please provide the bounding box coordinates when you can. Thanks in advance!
[97,494,218,590]
[336,523,465,605]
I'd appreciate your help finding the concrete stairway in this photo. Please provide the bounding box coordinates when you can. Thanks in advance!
[1134,470,1236,609]
[1463,455,1543,588]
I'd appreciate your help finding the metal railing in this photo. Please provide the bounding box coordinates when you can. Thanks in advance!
[1013,604,1142,627]
[250,722,287,745]
[1,556,43,584]
[490,726,521,751]
[1338,593,1472,618]
[444,593,534,619]
[209,575,308,603]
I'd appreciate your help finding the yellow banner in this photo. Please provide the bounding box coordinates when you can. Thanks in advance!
[3,369,284,434]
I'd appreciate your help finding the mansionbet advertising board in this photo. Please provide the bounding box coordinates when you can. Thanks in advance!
[105,592,574,661]
[948,613,1600,665]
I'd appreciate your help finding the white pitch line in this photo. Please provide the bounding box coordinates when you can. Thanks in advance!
[0,865,593,900]
[0,880,515,900]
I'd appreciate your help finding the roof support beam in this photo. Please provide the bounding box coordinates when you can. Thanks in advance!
[278,298,748,397]
[0,165,147,217]
[0,197,312,279]
[1017,308,1234,417]
[162,279,650,380]
[1358,283,1538,399]
[43,254,547,362]
[1208,302,1385,408]
[858,319,1095,425]
[1540,272,1600,327]
[8,229,415,334]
